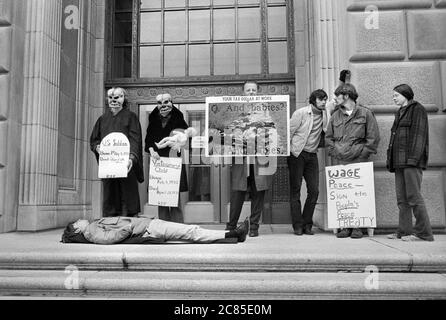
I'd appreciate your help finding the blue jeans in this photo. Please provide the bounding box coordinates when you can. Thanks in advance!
[395,168,434,241]
[287,151,319,230]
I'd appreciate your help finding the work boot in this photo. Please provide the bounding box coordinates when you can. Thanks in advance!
[235,218,249,242]
[350,228,363,239]
[294,227,303,236]
[303,225,314,235]
[336,228,351,238]
[249,229,259,237]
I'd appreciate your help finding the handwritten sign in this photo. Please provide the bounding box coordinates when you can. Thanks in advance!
[98,133,129,179]
[205,95,290,157]
[148,157,182,207]
[325,162,377,229]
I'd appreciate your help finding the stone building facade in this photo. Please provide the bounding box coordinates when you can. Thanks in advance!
[0,0,444,233]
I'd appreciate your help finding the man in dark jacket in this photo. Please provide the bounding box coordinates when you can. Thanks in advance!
[325,83,380,239]
[90,87,144,217]
[386,84,434,241]
[145,93,191,223]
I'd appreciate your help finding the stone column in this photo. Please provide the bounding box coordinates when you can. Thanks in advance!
[17,0,62,230]
[0,0,26,232]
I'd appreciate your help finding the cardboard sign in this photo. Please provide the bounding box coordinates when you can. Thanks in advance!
[98,132,130,179]
[148,157,182,207]
[325,162,377,229]
[205,95,290,157]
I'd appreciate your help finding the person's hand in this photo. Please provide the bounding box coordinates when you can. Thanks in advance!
[96,144,101,154]
[127,159,133,172]
[150,148,160,160]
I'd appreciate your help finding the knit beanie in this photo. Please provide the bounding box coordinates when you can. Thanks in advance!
[393,84,414,101]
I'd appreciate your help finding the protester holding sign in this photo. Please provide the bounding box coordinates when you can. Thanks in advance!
[226,81,275,238]
[90,87,144,217]
[325,84,380,238]
[145,93,193,223]
[288,89,329,236]
[386,84,434,242]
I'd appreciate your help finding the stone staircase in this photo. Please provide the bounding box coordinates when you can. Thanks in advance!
[0,227,445,299]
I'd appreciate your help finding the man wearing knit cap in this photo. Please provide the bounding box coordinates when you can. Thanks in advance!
[386,84,434,241]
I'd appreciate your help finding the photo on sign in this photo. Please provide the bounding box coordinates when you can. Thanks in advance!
[205,95,290,157]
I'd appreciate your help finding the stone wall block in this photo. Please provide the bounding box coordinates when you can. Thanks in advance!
[351,62,442,110]
[407,10,446,59]
[375,170,446,228]
[441,62,446,111]
[347,11,406,61]
[0,0,12,25]
[435,0,446,8]
[0,168,5,216]
[0,73,9,119]
[0,121,7,167]
[0,26,11,72]
[347,0,433,11]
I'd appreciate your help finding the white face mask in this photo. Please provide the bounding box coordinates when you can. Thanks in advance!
[107,88,125,115]
[157,93,173,118]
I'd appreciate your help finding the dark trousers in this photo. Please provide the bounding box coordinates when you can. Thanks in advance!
[158,206,184,223]
[287,151,319,230]
[227,175,265,231]
[102,169,140,217]
[395,168,433,240]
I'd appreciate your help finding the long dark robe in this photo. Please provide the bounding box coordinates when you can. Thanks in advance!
[90,107,144,216]
[144,106,189,192]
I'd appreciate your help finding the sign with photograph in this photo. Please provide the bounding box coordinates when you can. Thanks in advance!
[148,157,183,207]
[325,162,377,229]
[205,95,290,157]
[98,132,129,179]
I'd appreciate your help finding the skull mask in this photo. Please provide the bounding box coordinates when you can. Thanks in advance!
[107,87,126,115]
[156,93,173,118]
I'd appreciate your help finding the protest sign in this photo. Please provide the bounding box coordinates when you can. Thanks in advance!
[148,157,183,207]
[98,132,130,179]
[325,162,377,229]
[205,95,290,157]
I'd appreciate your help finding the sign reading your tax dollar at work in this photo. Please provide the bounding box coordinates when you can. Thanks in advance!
[98,132,130,179]
[148,157,182,207]
[325,162,377,229]
[205,95,290,157]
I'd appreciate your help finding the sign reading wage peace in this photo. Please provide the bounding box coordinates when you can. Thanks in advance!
[205,95,290,157]
[148,157,183,207]
[98,132,130,179]
[325,162,377,229]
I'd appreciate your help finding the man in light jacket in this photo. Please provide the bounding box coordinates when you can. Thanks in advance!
[288,89,329,236]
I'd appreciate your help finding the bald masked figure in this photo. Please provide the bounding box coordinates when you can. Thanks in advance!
[90,87,144,217]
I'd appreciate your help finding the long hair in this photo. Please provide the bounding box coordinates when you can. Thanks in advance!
[309,89,328,106]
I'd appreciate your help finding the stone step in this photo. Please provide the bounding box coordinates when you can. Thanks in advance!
[1,270,445,300]
[1,249,445,273]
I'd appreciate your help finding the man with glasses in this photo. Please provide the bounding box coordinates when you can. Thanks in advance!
[90,87,144,217]
[145,93,192,223]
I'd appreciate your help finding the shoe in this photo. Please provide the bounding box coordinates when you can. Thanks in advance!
[336,228,351,238]
[386,233,401,240]
[294,227,303,236]
[225,225,236,231]
[401,234,423,242]
[249,230,259,237]
[303,226,314,235]
[350,228,363,239]
[234,218,249,242]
